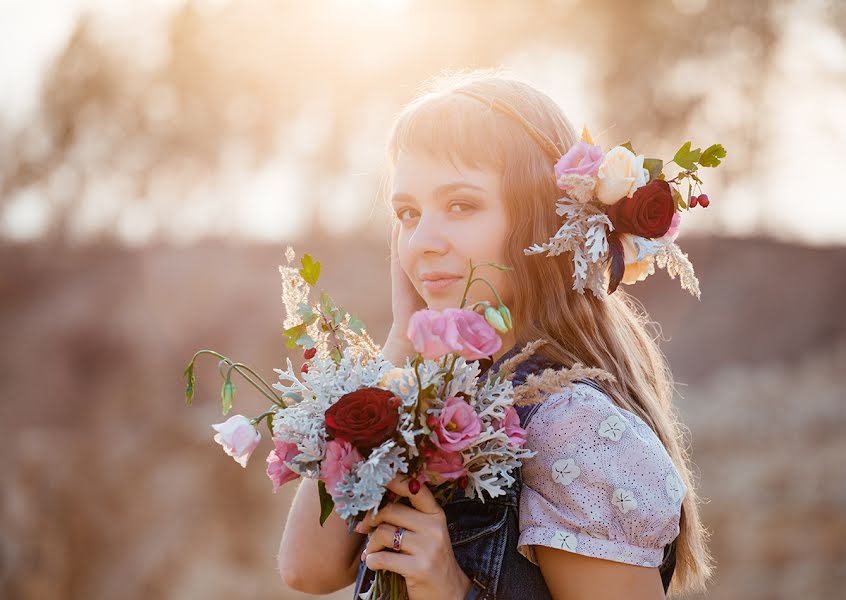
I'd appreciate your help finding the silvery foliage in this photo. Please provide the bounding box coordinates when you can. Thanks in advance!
[270,348,393,478]
[524,198,613,298]
[333,440,408,520]
[471,369,513,423]
[461,427,536,501]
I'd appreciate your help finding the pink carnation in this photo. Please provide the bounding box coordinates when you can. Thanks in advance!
[433,396,482,452]
[493,407,527,447]
[424,448,467,484]
[320,439,363,495]
[555,141,605,183]
[266,439,300,493]
[407,308,501,361]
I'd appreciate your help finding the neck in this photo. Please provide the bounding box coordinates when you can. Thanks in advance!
[492,329,517,365]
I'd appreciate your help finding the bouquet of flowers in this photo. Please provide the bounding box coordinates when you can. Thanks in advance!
[183,247,533,600]
[525,127,727,299]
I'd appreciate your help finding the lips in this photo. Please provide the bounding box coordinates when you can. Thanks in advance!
[419,271,462,293]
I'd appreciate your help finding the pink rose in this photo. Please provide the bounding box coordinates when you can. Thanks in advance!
[407,308,502,361]
[424,448,467,484]
[266,439,300,493]
[433,396,482,452]
[664,211,681,242]
[211,414,261,468]
[320,439,363,495]
[555,141,605,183]
[493,407,527,447]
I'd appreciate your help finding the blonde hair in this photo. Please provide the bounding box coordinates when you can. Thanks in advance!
[383,68,714,595]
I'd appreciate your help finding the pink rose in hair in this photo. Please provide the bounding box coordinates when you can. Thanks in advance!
[320,439,363,495]
[407,308,501,361]
[493,407,527,447]
[266,439,300,492]
[433,396,482,452]
[555,141,605,183]
[424,448,467,484]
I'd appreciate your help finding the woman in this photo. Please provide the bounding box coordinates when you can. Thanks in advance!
[278,70,714,599]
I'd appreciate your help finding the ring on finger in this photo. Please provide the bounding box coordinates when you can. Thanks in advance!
[392,526,405,552]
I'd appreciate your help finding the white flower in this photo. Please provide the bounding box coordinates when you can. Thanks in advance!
[612,488,638,514]
[666,472,685,503]
[598,414,627,441]
[550,530,579,551]
[595,146,649,205]
[211,414,261,468]
[551,458,581,486]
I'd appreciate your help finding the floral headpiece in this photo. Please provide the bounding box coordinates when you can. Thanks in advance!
[455,90,727,299]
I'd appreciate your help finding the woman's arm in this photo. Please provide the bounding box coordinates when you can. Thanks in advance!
[536,546,665,600]
[277,478,364,594]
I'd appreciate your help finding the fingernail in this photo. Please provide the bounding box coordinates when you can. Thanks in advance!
[361,549,367,562]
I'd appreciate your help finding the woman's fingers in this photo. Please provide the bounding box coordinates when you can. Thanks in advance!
[364,523,417,556]
[387,476,441,514]
[365,550,417,578]
[358,502,426,533]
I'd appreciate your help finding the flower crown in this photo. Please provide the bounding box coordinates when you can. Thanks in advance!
[455,90,727,299]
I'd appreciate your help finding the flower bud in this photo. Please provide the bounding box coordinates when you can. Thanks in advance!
[484,306,508,333]
[221,380,235,415]
[498,305,512,330]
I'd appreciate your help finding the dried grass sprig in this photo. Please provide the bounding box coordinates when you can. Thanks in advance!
[495,339,549,381]
[514,363,617,406]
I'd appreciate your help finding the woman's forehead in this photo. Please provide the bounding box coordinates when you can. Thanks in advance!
[391,151,499,198]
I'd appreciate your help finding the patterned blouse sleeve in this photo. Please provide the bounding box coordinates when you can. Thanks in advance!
[517,382,686,568]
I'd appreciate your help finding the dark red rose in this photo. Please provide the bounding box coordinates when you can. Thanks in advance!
[325,387,400,452]
[606,179,675,239]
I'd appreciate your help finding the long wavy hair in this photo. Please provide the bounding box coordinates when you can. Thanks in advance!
[381,68,714,595]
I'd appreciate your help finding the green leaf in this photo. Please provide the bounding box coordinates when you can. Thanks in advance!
[317,480,335,526]
[284,323,307,349]
[299,254,321,287]
[699,143,726,167]
[183,362,195,406]
[296,302,316,323]
[672,187,687,210]
[295,334,316,349]
[643,158,664,183]
[348,314,365,334]
[620,140,636,154]
[331,308,344,327]
[672,141,702,171]
[329,347,342,363]
[319,291,333,315]
[221,380,235,415]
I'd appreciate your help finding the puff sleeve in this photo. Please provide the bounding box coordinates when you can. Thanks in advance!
[518,382,686,568]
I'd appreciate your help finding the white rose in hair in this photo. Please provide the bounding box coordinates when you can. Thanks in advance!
[595,146,649,205]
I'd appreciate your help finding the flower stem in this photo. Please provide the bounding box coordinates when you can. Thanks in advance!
[188,350,285,408]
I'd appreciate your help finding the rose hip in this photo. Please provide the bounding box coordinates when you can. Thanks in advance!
[303,347,317,360]
[698,194,710,207]
[300,363,309,374]
[408,478,421,495]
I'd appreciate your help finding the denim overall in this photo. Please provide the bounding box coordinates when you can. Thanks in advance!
[353,346,677,599]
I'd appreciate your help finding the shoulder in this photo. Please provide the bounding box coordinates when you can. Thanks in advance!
[518,381,686,568]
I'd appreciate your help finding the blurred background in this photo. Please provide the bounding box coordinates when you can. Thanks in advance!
[1,0,844,598]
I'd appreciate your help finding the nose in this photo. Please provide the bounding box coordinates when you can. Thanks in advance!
[407,213,449,257]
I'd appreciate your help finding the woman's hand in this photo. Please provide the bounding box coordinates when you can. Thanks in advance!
[383,221,427,364]
[354,476,472,600]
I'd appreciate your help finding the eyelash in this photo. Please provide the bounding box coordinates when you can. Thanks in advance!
[396,201,476,222]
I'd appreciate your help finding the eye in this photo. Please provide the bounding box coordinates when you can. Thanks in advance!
[395,207,418,222]
[448,201,476,214]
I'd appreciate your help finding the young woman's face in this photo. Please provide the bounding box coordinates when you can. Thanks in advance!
[391,151,513,312]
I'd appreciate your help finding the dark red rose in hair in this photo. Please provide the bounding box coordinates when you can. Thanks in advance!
[325,387,401,452]
[606,179,675,239]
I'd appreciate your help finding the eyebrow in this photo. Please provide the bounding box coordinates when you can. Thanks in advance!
[390,182,486,205]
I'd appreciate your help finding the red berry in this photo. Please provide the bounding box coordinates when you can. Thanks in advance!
[458,475,469,489]
[689,195,698,208]
[300,362,309,374]
[698,194,710,207]
[408,478,421,495]
[303,347,316,360]
[426,415,438,429]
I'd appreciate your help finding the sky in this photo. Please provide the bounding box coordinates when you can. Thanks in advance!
[0,0,844,247]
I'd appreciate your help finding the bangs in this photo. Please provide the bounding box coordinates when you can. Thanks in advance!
[386,93,509,173]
